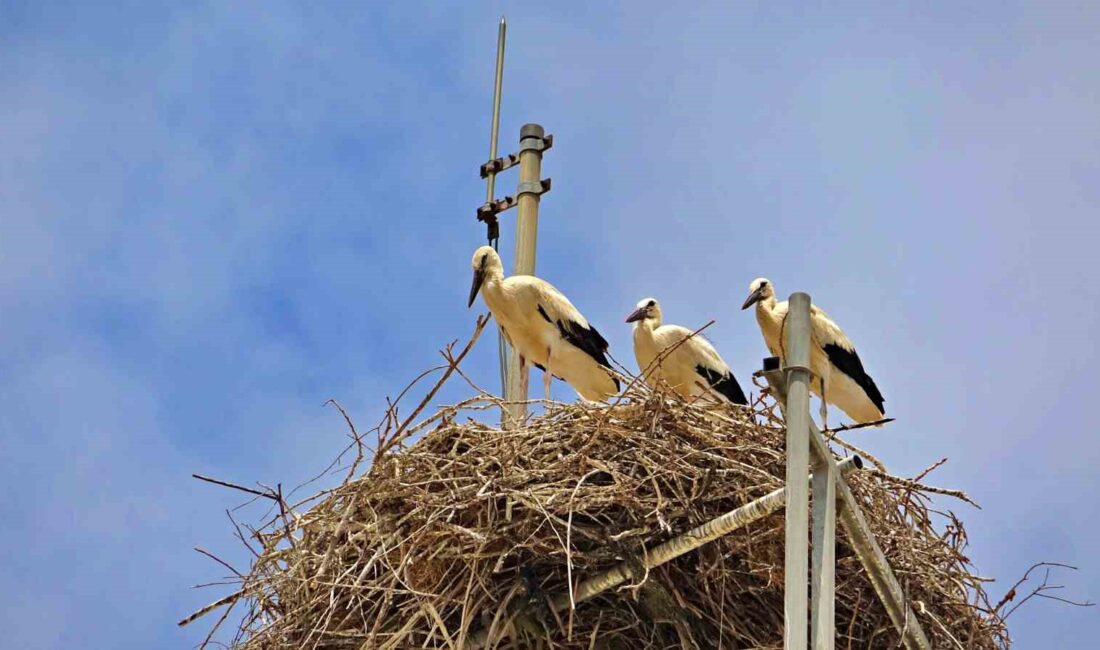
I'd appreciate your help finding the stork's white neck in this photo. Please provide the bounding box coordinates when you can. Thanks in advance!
[632,316,661,337]
[476,266,506,311]
[754,295,784,356]
[754,294,779,320]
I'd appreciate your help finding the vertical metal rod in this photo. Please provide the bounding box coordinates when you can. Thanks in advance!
[503,123,545,425]
[483,17,509,419]
[811,453,837,648]
[784,292,813,650]
[485,17,506,205]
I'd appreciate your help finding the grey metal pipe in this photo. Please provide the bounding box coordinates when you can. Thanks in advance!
[783,292,813,650]
[503,124,545,426]
[811,448,837,649]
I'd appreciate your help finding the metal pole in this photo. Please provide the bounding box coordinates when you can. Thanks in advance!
[484,17,506,206]
[483,17,510,419]
[503,123,545,425]
[784,292,813,650]
[811,451,837,648]
[759,363,932,650]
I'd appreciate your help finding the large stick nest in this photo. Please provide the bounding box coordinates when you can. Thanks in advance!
[188,325,1009,649]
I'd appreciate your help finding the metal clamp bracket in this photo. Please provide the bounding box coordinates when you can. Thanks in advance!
[476,178,551,222]
[783,363,815,379]
[479,134,553,178]
[517,178,552,198]
[477,196,517,223]
[479,153,520,179]
[518,132,553,154]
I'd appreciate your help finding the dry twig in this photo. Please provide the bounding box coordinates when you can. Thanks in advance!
[998,562,1093,620]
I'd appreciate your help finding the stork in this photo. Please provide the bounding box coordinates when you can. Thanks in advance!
[741,278,885,427]
[626,298,747,405]
[467,246,620,401]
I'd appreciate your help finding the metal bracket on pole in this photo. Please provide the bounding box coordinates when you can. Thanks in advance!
[519,131,553,153]
[480,153,520,178]
[783,364,814,377]
[517,178,552,197]
[479,134,552,178]
[476,179,552,223]
[475,140,553,247]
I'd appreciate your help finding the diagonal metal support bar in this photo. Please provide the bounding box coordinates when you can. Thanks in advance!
[554,456,863,613]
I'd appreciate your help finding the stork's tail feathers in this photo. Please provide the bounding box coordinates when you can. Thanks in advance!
[822,343,885,415]
[695,365,748,405]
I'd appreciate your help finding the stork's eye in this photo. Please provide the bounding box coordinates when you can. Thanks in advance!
[647,300,655,308]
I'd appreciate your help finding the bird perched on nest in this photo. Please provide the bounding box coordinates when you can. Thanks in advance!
[467,246,619,401]
[626,298,747,405]
[741,278,884,427]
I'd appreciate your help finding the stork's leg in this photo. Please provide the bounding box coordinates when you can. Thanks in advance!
[542,364,553,402]
[819,376,829,431]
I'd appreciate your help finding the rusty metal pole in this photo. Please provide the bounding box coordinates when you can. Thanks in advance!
[502,124,546,426]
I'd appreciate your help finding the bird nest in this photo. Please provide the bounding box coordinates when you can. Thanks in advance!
[184,321,1011,649]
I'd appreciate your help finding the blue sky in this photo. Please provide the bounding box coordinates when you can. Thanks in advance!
[2,1,1097,647]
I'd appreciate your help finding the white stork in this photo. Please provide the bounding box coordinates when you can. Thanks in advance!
[467,246,620,401]
[626,298,747,405]
[741,278,885,427]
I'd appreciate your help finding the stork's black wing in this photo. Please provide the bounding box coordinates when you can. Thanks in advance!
[823,343,885,413]
[695,365,748,405]
[539,303,620,391]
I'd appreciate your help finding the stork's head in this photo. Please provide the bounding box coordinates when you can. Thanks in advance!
[468,246,502,307]
[625,297,662,326]
[741,278,774,310]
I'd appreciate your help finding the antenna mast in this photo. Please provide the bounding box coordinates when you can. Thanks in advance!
[476,18,554,427]
[484,17,508,403]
